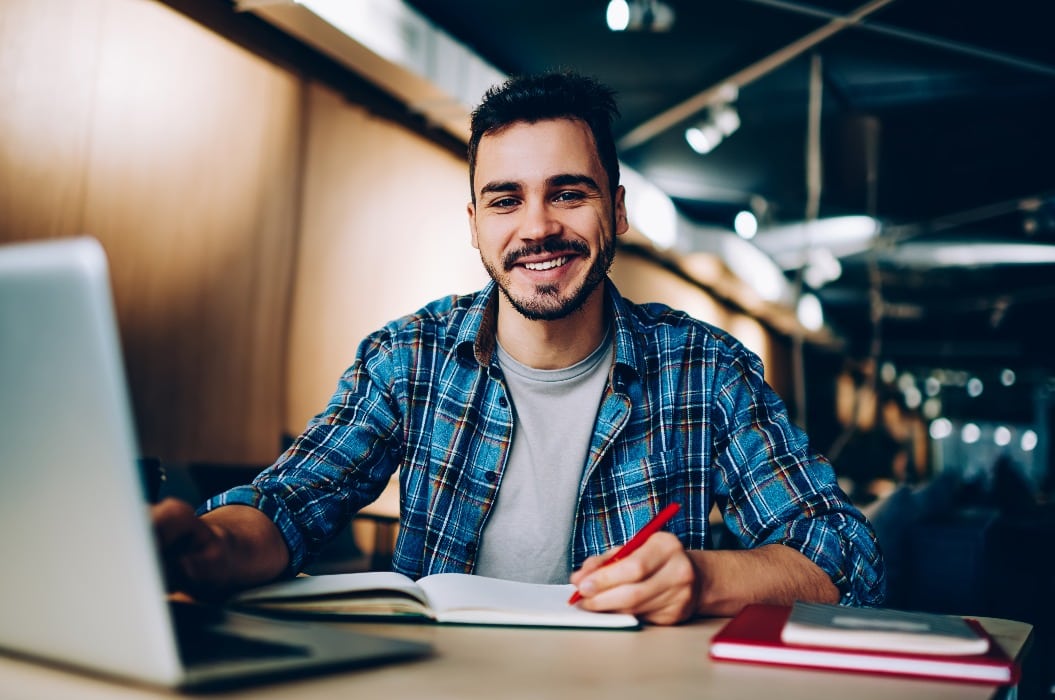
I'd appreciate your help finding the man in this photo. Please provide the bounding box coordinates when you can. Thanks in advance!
[154,71,885,625]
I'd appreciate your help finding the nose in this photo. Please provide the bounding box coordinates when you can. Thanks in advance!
[519,196,562,242]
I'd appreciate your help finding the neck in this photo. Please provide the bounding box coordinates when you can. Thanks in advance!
[495,286,608,370]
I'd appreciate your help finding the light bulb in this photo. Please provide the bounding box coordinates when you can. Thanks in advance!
[606,0,630,31]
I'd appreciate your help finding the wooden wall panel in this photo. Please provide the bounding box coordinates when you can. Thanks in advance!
[87,0,303,463]
[0,0,303,464]
[0,0,102,241]
[611,253,730,331]
[285,82,487,434]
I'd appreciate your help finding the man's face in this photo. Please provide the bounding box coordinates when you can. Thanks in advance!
[467,118,628,321]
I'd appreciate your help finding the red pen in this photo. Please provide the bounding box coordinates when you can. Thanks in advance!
[568,502,681,605]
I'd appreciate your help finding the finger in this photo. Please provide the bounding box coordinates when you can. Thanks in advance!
[151,498,200,550]
[578,563,690,623]
[570,550,617,585]
[151,499,224,597]
[574,533,696,618]
[583,553,699,624]
[576,532,678,595]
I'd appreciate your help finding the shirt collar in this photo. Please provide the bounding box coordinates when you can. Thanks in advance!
[455,281,499,367]
[455,279,645,387]
[605,280,644,390]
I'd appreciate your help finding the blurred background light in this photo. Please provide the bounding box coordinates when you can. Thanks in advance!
[734,210,757,240]
[930,417,953,440]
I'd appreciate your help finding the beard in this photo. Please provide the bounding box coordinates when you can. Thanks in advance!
[482,234,616,321]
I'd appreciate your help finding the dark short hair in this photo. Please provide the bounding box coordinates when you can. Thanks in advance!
[468,71,621,202]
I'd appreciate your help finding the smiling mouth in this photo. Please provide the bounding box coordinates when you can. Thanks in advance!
[522,256,570,271]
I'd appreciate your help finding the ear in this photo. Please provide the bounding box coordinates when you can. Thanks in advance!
[613,185,629,236]
[467,201,480,249]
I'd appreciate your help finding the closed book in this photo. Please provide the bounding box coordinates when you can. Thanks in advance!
[781,601,990,655]
[709,604,1019,685]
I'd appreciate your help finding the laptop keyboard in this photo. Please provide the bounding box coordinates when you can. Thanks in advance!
[170,601,309,667]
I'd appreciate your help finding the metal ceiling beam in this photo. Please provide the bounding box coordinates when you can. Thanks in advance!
[743,0,1055,78]
[616,0,898,152]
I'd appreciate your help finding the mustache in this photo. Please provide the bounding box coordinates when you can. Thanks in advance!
[503,239,589,270]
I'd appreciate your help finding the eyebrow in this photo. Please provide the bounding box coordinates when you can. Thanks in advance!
[549,173,601,191]
[479,180,520,196]
[479,173,602,197]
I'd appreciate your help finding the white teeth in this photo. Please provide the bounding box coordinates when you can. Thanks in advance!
[523,256,568,271]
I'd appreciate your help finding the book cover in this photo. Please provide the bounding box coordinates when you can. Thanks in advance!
[231,572,640,629]
[781,601,990,655]
[709,604,1019,685]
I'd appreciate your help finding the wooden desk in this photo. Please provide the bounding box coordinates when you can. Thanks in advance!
[0,615,1032,698]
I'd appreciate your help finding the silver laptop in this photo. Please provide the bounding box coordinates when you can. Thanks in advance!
[0,236,430,690]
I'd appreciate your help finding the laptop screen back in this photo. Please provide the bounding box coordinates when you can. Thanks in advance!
[0,237,184,684]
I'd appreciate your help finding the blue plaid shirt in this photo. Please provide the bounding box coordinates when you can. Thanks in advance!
[205,280,885,605]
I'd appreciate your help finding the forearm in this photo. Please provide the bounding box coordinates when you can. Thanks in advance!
[690,543,839,617]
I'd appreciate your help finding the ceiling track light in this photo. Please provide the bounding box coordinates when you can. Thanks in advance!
[606,0,675,32]
[685,98,740,155]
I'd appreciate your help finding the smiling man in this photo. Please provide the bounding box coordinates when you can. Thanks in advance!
[471,118,621,326]
[154,71,885,625]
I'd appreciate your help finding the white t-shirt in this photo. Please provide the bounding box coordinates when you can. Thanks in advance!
[474,329,613,584]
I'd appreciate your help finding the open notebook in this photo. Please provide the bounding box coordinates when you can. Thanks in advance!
[0,237,430,690]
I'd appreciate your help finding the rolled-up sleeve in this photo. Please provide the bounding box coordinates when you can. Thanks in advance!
[712,351,887,606]
[201,329,404,574]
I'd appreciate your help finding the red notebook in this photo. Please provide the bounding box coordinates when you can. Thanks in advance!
[709,604,1019,685]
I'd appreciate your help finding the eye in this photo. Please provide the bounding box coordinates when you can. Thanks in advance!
[488,196,520,210]
[554,190,586,204]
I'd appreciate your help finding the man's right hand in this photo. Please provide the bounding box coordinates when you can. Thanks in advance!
[150,498,289,601]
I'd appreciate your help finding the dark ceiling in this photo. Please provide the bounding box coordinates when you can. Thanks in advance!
[403,0,1055,384]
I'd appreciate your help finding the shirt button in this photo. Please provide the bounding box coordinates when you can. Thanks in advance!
[465,541,477,556]
[498,396,508,407]
[485,471,498,483]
